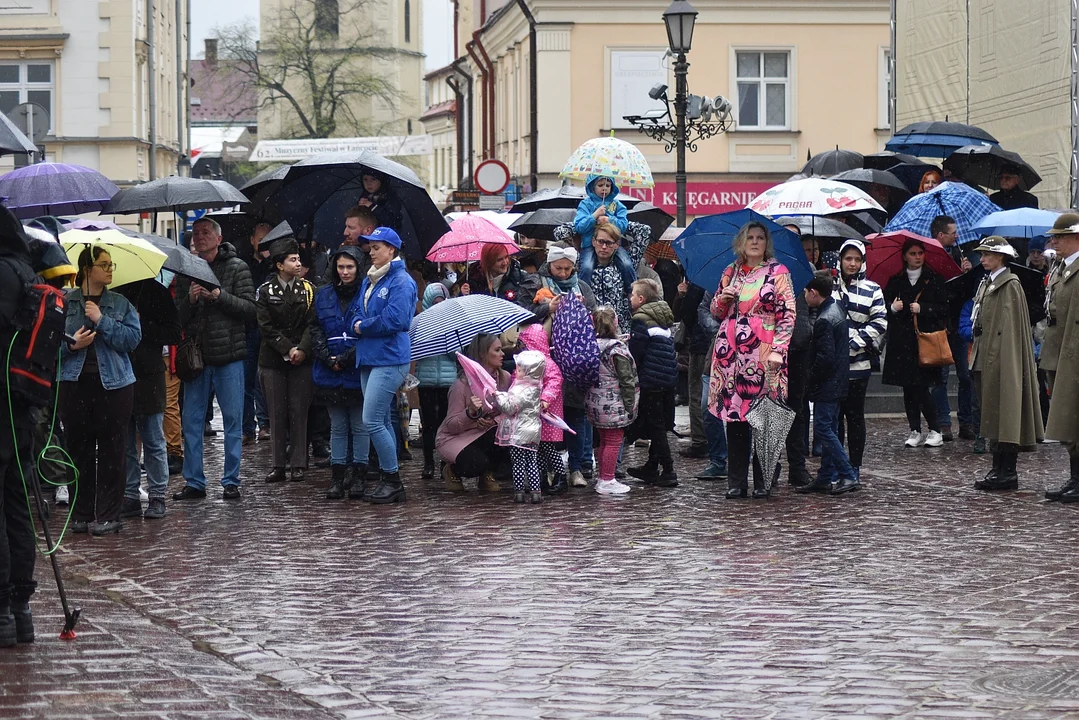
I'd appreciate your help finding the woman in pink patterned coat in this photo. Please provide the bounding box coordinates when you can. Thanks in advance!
[518,323,569,495]
[708,221,796,500]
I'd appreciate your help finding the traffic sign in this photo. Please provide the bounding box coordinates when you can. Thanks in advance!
[478,194,506,210]
[474,159,510,195]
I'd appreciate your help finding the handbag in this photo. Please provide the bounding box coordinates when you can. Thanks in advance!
[912,290,953,368]
[174,317,206,382]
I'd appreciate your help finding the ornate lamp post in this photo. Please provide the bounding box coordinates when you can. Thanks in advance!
[623,0,733,226]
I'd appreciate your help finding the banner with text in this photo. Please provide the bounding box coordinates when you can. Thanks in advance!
[623,182,778,216]
[250,135,434,162]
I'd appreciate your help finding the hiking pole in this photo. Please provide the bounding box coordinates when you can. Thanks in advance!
[26,464,80,639]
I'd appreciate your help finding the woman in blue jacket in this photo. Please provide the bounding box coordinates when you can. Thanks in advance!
[311,245,367,500]
[350,227,418,504]
[59,246,142,535]
[414,282,457,479]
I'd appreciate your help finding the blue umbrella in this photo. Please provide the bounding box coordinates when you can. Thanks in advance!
[0,162,119,219]
[672,209,815,294]
[884,182,1002,246]
[885,134,997,159]
[973,208,1060,238]
[409,294,535,361]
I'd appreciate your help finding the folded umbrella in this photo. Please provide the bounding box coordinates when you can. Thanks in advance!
[508,208,576,242]
[864,230,961,286]
[801,148,864,177]
[104,176,249,214]
[410,294,535,361]
[745,385,795,493]
[59,228,167,289]
[943,145,1042,190]
[884,181,1002,246]
[0,163,119,219]
[747,178,885,218]
[427,215,520,263]
[672,209,814,295]
[511,185,643,212]
[973,208,1061,239]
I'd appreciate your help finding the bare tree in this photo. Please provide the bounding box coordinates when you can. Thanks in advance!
[213,0,401,139]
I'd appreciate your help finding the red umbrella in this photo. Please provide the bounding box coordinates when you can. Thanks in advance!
[864,230,962,286]
[426,215,519,263]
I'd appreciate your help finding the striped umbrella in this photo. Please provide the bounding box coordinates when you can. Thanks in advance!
[409,294,535,361]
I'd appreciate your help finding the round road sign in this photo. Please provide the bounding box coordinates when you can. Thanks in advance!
[474,159,510,195]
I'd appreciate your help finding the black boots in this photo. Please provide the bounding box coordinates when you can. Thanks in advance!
[977,447,1019,491]
[0,607,14,648]
[1053,456,1079,502]
[10,600,32,644]
[265,467,286,483]
[367,471,406,504]
[421,447,435,479]
[348,465,368,500]
[327,465,346,500]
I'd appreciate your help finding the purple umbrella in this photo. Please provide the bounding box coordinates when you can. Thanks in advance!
[0,162,119,219]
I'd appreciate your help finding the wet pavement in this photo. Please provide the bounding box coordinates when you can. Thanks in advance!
[6,409,1079,719]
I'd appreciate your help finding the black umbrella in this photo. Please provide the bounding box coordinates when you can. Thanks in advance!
[945,262,1046,326]
[863,151,924,170]
[239,164,289,221]
[205,210,259,248]
[773,215,866,242]
[627,202,675,240]
[802,148,864,177]
[269,150,449,258]
[507,208,575,241]
[510,185,643,212]
[122,230,220,289]
[843,211,885,237]
[829,168,912,216]
[888,161,941,195]
[0,111,36,156]
[893,121,998,144]
[258,220,296,249]
[943,145,1042,191]
[104,176,249,214]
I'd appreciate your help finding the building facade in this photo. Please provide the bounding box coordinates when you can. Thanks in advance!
[421,62,458,206]
[896,0,1072,209]
[453,0,889,217]
[0,0,188,189]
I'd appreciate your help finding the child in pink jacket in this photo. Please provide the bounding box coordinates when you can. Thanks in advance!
[519,323,568,495]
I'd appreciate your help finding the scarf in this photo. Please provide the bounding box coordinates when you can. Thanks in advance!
[543,272,581,296]
[906,267,922,286]
[364,261,393,310]
[487,272,506,294]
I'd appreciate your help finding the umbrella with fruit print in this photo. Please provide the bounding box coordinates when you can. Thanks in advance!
[745,177,885,218]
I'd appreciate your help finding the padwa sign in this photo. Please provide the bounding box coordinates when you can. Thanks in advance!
[624,182,777,216]
[250,135,434,161]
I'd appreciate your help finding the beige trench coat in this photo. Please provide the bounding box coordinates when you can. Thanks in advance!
[1041,259,1079,446]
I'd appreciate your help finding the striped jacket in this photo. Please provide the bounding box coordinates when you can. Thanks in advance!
[835,271,887,379]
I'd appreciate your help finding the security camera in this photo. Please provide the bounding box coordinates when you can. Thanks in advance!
[648,83,669,101]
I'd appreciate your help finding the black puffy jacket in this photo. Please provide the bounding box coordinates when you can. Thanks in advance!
[807,297,850,403]
[629,300,678,391]
[176,242,256,367]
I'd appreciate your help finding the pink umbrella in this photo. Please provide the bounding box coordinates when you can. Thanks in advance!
[454,351,575,433]
[427,215,520,263]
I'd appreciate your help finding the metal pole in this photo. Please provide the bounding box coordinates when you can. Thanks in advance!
[176,0,185,173]
[674,53,688,227]
[147,0,157,182]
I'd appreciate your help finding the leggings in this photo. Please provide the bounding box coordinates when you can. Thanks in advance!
[509,446,541,492]
[538,441,566,478]
[596,428,624,482]
[902,385,939,433]
[840,377,869,467]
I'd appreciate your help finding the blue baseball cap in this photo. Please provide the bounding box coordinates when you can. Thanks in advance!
[360,226,402,250]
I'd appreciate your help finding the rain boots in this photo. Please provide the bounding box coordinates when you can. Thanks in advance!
[421,446,435,479]
[10,599,32,644]
[368,471,406,504]
[977,445,1019,491]
[327,465,346,500]
[1054,456,1079,503]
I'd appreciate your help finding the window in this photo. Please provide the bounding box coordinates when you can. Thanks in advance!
[735,51,789,130]
[878,46,891,129]
[0,62,54,133]
[404,0,411,43]
[315,0,339,37]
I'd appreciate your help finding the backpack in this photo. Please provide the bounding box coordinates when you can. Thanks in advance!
[551,291,600,389]
[1,256,67,407]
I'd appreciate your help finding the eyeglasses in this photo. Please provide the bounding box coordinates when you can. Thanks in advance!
[94,262,117,271]
[594,239,618,247]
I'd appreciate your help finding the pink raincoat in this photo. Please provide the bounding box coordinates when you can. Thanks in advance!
[518,324,564,443]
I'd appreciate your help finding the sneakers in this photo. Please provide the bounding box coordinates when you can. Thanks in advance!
[904,430,925,448]
[119,497,142,518]
[144,498,167,519]
[568,470,587,487]
[696,463,728,480]
[924,430,944,447]
[55,485,69,505]
[596,479,631,495]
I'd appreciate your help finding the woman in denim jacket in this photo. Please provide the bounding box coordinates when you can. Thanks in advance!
[58,246,142,536]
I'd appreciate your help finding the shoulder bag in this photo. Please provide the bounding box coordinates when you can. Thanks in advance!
[175,316,207,382]
[912,289,953,367]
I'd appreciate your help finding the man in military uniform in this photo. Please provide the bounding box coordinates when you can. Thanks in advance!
[1041,213,1079,501]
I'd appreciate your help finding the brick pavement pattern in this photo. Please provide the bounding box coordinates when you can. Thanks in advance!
[5,417,1079,719]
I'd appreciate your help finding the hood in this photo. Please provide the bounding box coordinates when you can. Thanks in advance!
[585,174,622,203]
[514,349,546,381]
[422,281,450,310]
[329,245,367,287]
[0,203,29,260]
[633,300,675,328]
[518,323,551,357]
[213,241,240,263]
[26,232,76,281]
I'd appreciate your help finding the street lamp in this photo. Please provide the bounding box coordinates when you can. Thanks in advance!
[623,0,733,226]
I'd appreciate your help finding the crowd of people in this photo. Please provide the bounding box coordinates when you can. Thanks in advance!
[1,162,1078,648]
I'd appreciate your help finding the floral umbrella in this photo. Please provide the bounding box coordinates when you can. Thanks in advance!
[559,135,654,188]
[746,178,885,217]
[426,215,520,263]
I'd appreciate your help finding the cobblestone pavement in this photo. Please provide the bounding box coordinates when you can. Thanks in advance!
[6,410,1079,719]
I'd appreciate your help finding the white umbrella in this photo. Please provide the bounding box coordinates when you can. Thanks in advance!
[746,178,885,217]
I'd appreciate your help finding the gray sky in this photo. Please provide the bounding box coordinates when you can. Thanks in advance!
[190,0,452,70]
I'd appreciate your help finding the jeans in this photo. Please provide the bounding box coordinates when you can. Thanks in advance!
[125,413,169,500]
[328,404,365,465]
[701,375,728,469]
[565,406,594,472]
[814,401,855,484]
[687,352,707,448]
[243,327,269,436]
[933,333,973,428]
[359,363,409,473]
[182,360,245,490]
